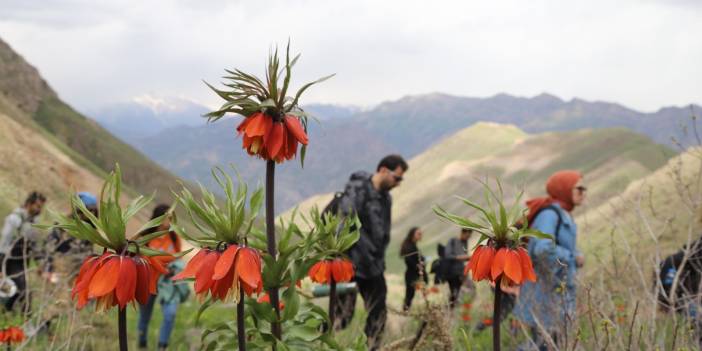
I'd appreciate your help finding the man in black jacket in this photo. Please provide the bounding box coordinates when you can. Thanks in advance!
[338,154,408,350]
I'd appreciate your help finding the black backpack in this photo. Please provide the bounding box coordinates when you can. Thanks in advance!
[431,244,448,284]
[321,192,345,220]
[656,248,702,311]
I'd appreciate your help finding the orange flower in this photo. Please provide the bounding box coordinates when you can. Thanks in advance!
[466,245,536,286]
[174,246,263,302]
[462,302,472,310]
[461,314,471,322]
[482,318,493,326]
[429,286,440,294]
[236,112,309,162]
[258,293,285,310]
[72,253,166,310]
[3,327,24,344]
[308,258,355,284]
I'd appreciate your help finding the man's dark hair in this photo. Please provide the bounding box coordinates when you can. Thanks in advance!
[461,228,473,234]
[24,191,46,206]
[376,154,408,172]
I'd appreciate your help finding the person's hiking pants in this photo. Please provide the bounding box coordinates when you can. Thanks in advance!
[138,295,179,348]
[356,275,388,351]
[3,259,29,313]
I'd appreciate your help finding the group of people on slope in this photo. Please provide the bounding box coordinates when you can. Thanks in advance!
[398,170,587,350]
[0,193,187,350]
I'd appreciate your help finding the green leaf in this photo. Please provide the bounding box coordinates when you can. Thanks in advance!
[281,286,301,322]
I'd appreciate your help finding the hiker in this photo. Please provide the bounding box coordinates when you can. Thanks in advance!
[44,192,96,281]
[400,227,428,311]
[336,154,408,350]
[445,228,471,308]
[513,170,586,351]
[0,191,46,313]
[656,209,702,345]
[137,204,188,351]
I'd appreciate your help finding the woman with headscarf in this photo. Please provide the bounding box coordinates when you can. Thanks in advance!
[513,170,587,351]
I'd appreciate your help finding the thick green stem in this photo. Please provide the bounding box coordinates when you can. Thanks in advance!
[265,161,282,343]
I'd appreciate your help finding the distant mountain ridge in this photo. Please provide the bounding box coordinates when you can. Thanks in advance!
[109,90,696,211]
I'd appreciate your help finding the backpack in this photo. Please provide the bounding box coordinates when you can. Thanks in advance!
[321,192,346,221]
[431,244,448,284]
[528,205,563,246]
[656,248,702,311]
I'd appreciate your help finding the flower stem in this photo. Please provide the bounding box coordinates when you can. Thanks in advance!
[493,283,502,351]
[118,307,128,351]
[329,278,337,331]
[237,289,246,351]
[265,160,282,343]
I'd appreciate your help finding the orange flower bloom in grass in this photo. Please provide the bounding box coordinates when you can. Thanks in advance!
[237,112,309,162]
[72,253,170,310]
[258,293,285,310]
[173,246,263,301]
[461,314,472,322]
[308,258,354,284]
[466,245,536,286]
[0,326,25,344]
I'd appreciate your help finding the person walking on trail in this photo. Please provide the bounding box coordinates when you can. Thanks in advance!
[400,227,428,311]
[337,154,408,350]
[44,192,96,281]
[513,170,587,351]
[445,228,472,308]
[137,204,188,351]
[0,191,46,313]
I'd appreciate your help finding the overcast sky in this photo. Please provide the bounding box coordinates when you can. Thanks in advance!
[1,0,700,113]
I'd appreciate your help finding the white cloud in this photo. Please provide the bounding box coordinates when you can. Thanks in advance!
[0,0,700,112]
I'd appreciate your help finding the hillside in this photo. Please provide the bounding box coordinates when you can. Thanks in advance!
[121,92,697,212]
[577,147,702,276]
[281,123,676,273]
[0,36,196,207]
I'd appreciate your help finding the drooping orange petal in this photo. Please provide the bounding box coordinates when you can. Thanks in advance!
[308,261,322,282]
[213,245,239,280]
[331,259,354,282]
[504,250,523,284]
[491,248,509,281]
[285,128,297,160]
[135,259,152,305]
[314,261,332,284]
[88,256,120,298]
[517,248,537,282]
[146,255,170,275]
[236,247,262,295]
[266,122,285,160]
[473,246,495,281]
[173,249,208,280]
[283,115,309,145]
[245,113,273,137]
[211,263,236,301]
[466,246,482,276]
[115,257,137,308]
[72,255,101,299]
[236,116,252,134]
[194,251,220,294]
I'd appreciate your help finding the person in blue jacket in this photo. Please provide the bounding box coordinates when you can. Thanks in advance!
[513,170,587,351]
